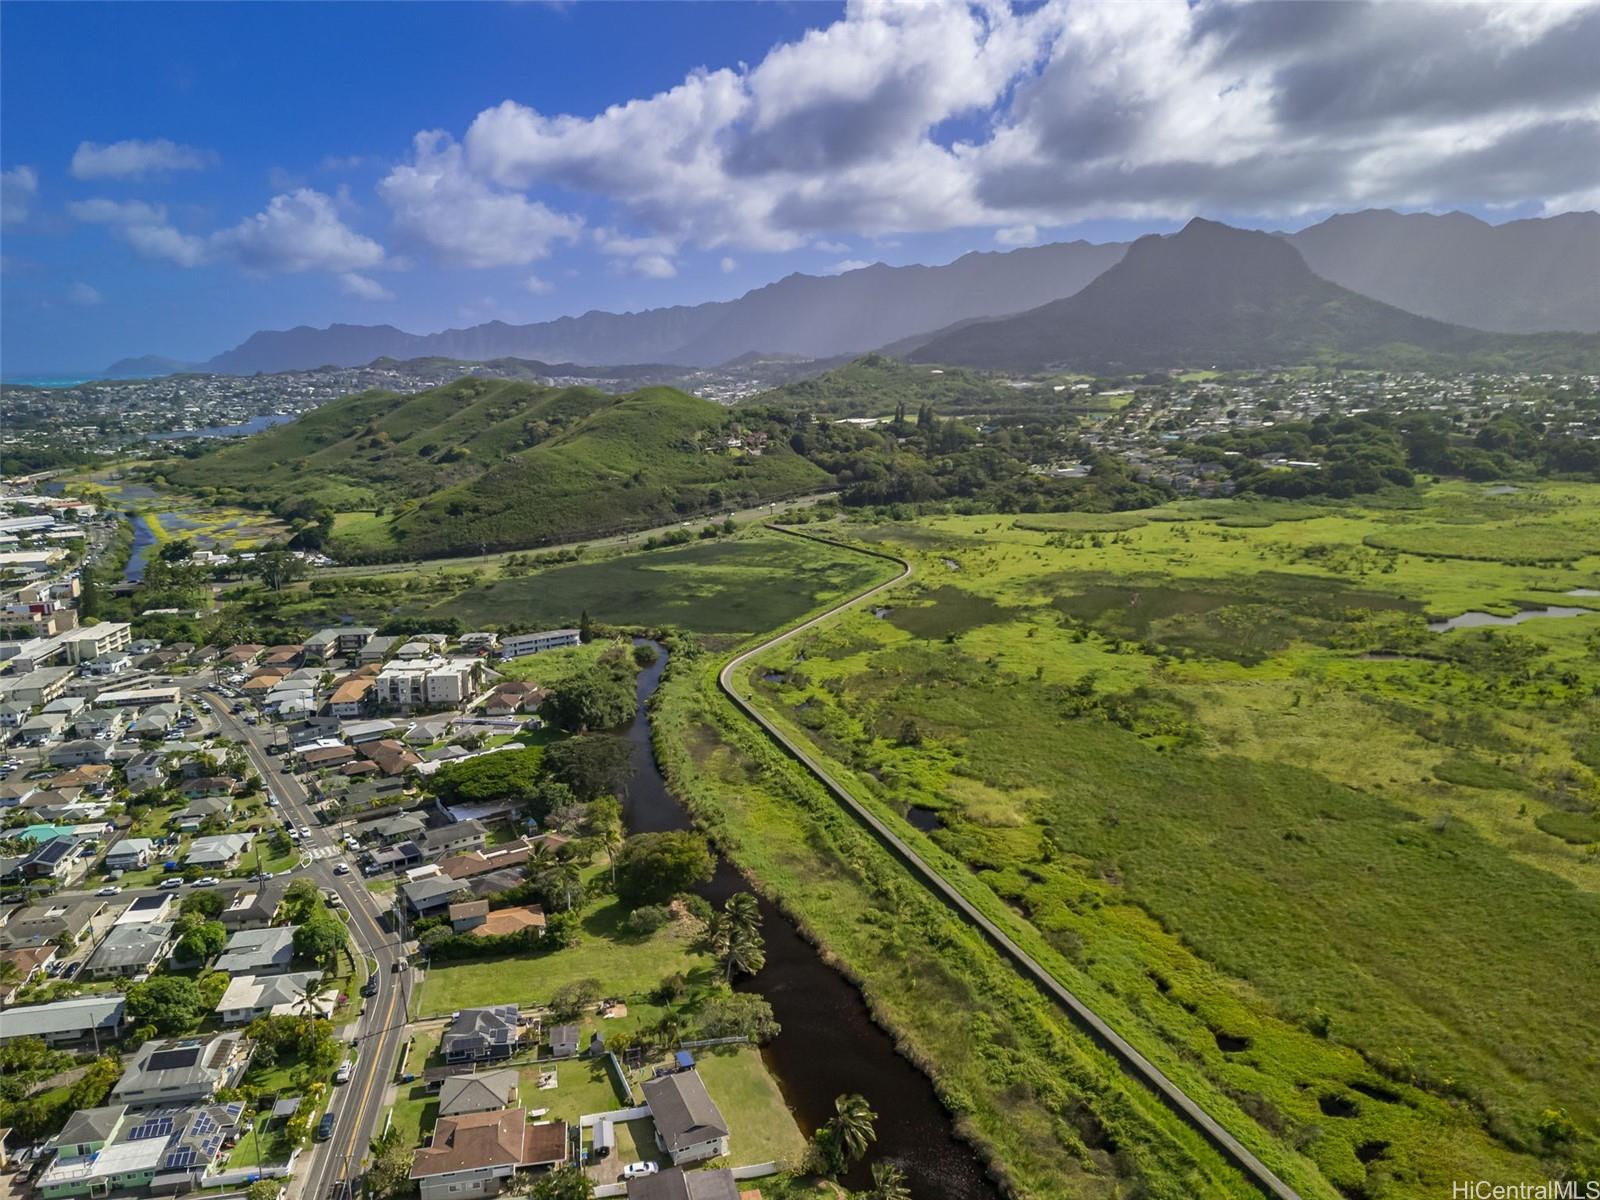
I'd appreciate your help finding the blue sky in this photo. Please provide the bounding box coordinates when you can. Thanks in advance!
[2,1,1593,374]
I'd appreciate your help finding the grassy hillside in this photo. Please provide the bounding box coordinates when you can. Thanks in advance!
[163,379,828,559]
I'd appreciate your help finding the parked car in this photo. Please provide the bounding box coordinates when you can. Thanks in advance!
[95,885,122,896]
[315,1112,335,1141]
[62,961,81,979]
[192,876,219,887]
[159,878,184,890]
[622,1164,659,1180]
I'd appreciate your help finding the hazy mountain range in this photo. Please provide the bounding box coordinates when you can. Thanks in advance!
[907,218,1600,373]
[105,209,1599,377]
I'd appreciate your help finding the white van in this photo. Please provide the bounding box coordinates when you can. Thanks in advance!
[335,1059,353,1085]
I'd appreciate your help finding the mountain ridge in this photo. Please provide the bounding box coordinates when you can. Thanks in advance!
[104,209,1600,377]
[907,218,1600,372]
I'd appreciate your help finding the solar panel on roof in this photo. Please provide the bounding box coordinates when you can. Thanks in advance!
[164,1148,197,1169]
[192,1113,216,1135]
[129,1116,174,1140]
[146,1047,201,1071]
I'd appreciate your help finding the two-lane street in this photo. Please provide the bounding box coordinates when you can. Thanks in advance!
[205,694,410,1200]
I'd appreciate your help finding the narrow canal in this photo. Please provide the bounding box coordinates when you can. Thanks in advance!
[622,643,1001,1199]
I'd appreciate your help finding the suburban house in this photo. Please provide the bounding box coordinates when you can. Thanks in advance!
[126,704,181,737]
[113,895,176,928]
[440,1005,523,1064]
[419,819,486,860]
[439,835,566,882]
[408,1109,566,1200]
[497,629,581,660]
[15,835,86,884]
[358,813,427,846]
[47,738,113,767]
[124,752,167,791]
[301,744,358,771]
[362,738,423,776]
[448,900,489,934]
[0,993,126,1046]
[401,873,470,918]
[105,837,156,872]
[482,682,546,717]
[171,795,232,832]
[84,921,176,980]
[358,635,400,664]
[626,1168,741,1200]
[0,897,110,950]
[213,926,298,975]
[108,1033,252,1107]
[219,886,283,932]
[183,833,253,870]
[36,1101,245,1199]
[642,1071,731,1165]
[437,1069,519,1117]
[324,675,374,718]
[0,944,58,1006]
[469,906,546,939]
[215,971,329,1024]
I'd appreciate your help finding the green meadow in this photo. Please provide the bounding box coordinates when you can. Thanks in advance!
[725,482,1600,1198]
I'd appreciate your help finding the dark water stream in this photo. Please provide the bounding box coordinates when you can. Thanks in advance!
[622,643,1000,1199]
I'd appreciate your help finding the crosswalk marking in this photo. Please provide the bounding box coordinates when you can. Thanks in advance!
[303,843,340,861]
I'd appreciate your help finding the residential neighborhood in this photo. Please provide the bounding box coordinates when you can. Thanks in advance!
[0,540,807,1200]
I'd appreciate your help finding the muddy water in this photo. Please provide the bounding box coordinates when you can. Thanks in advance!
[622,643,1001,1198]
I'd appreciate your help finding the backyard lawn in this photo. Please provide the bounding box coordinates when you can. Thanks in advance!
[419,896,717,1016]
[692,1046,806,1167]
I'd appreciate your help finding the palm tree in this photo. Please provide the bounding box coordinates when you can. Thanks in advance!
[723,892,761,939]
[542,857,583,912]
[652,1009,684,1049]
[829,1093,877,1166]
[720,924,766,983]
[869,1162,910,1200]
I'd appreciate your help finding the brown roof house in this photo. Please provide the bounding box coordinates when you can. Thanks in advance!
[362,738,422,777]
[409,1108,566,1200]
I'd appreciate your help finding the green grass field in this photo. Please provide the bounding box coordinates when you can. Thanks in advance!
[435,530,895,639]
[420,895,720,1016]
[720,482,1600,1198]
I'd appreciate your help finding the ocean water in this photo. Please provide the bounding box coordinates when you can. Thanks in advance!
[3,376,97,387]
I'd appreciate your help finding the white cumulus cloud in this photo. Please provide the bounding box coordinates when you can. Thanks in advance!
[67,282,103,306]
[339,272,394,301]
[70,138,215,180]
[379,131,582,268]
[1,165,39,225]
[524,275,554,294]
[70,188,384,275]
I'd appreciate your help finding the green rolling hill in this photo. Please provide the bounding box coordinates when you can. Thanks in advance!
[163,377,828,559]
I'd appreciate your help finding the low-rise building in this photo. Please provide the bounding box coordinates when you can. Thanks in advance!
[219,885,283,932]
[642,1071,731,1165]
[0,896,110,950]
[37,1100,245,1198]
[105,837,157,872]
[213,926,297,975]
[108,1033,252,1107]
[497,630,581,660]
[184,833,252,869]
[0,993,126,1046]
[440,1005,523,1064]
[437,1069,519,1118]
[401,873,470,918]
[216,971,329,1024]
[84,920,175,979]
[409,1109,565,1200]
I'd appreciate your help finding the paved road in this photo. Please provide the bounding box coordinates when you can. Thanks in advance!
[717,527,1304,1200]
[207,696,410,1200]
